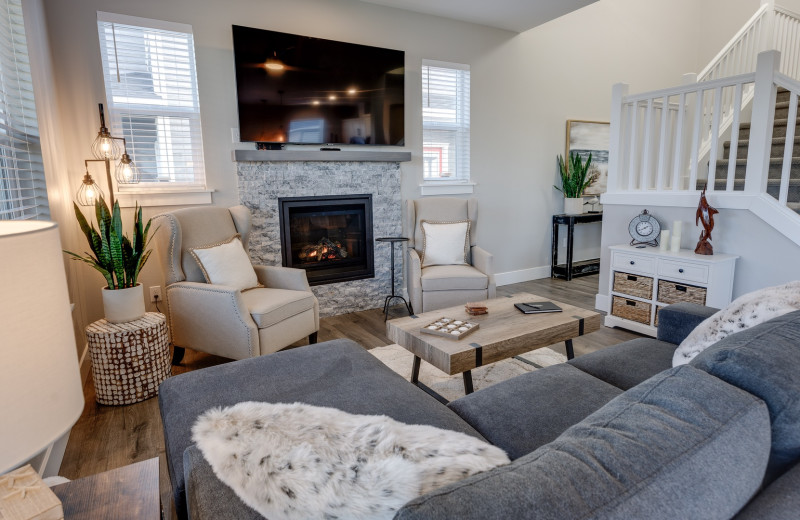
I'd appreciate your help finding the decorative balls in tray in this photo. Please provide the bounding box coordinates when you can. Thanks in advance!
[420,317,480,340]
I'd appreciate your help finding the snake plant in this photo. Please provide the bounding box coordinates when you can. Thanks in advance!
[555,152,597,198]
[64,197,154,289]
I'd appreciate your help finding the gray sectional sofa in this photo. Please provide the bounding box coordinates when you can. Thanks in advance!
[159,302,800,519]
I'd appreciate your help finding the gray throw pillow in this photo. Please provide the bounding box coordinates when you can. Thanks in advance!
[691,310,800,482]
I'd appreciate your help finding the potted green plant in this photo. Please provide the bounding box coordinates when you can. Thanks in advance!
[555,152,598,214]
[64,197,154,323]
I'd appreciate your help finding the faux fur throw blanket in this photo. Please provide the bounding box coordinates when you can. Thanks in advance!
[673,280,800,366]
[192,401,509,520]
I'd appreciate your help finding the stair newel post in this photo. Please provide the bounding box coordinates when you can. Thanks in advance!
[607,82,629,195]
[745,50,780,194]
[760,0,776,55]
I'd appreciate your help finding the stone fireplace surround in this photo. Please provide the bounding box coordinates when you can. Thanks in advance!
[236,153,407,317]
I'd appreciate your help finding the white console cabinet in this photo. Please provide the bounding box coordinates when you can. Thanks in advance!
[604,245,738,337]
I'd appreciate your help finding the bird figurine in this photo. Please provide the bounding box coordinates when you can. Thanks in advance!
[694,185,718,255]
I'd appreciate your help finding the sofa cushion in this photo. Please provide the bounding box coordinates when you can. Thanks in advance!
[396,365,771,520]
[568,337,676,390]
[239,287,315,328]
[448,364,622,460]
[656,302,719,345]
[421,264,488,291]
[690,309,800,482]
[733,461,800,520]
[158,339,483,520]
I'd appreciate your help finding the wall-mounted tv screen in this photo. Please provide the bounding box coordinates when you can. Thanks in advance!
[232,25,405,146]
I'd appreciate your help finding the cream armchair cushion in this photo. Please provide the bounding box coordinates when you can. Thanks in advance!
[420,220,471,267]
[190,235,259,291]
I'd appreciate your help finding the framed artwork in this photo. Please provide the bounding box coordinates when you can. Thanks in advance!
[566,120,610,196]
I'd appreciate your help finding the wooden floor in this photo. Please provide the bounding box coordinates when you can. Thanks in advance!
[59,274,640,519]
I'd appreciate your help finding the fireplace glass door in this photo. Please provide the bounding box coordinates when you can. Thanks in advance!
[278,195,374,285]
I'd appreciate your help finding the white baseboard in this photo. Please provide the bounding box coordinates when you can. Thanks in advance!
[595,293,609,313]
[495,266,550,287]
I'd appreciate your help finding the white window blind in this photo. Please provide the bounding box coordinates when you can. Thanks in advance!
[422,61,470,181]
[0,0,48,221]
[97,12,205,187]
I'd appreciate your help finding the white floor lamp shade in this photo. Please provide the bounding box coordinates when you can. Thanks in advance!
[0,221,84,474]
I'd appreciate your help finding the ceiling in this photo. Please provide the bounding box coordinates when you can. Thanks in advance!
[355,0,599,33]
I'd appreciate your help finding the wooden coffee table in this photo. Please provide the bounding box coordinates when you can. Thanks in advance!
[386,293,601,398]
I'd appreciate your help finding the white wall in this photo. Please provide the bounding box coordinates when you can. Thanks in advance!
[34,0,764,333]
[597,203,800,306]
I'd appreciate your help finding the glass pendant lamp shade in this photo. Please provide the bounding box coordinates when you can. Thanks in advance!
[76,171,104,206]
[116,152,140,184]
[90,104,121,160]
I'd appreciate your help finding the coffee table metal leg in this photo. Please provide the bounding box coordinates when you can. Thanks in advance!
[411,355,421,384]
[565,339,575,360]
[463,371,474,394]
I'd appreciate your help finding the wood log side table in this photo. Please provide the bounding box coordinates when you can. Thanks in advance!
[85,312,171,405]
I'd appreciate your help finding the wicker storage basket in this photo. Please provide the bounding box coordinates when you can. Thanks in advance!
[655,306,663,327]
[613,272,654,299]
[86,312,171,405]
[658,280,707,305]
[611,296,652,324]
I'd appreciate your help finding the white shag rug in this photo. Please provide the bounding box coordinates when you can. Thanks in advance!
[673,280,800,366]
[371,343,567,402]
[193,401,509,520]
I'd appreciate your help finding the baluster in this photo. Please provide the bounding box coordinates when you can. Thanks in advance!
[672,92,687,190]
[689,88,704,190]
[627,101,639,190]
[608,82,629,193]
[641,98,654,189]
[727,82,744,191]
[656,96,670,190]
[778,91,798,205]
[707,86,723,191]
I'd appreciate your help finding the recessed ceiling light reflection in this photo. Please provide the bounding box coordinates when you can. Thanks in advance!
[329,95,337,101]
[312,100,320,105]
[347,88,357,95]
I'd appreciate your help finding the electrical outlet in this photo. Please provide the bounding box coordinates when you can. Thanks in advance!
[231,128,240,143]
[149,286,163,303]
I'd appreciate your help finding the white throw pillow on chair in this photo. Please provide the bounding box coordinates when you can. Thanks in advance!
[420,220,471,267]
[190,234,260,291]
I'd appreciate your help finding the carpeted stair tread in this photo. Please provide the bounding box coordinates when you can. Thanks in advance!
[722,136,800,160]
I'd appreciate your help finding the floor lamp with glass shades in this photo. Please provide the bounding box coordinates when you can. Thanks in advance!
[0,221,85,518]
[75,103,140,207]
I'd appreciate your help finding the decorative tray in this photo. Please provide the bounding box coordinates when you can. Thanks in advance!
[420,317,480,340]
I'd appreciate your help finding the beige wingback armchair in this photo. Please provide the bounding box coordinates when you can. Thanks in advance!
[152,205,319,363]
[406,197,496,313]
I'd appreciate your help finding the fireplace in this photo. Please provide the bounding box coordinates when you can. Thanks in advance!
[278,195,374,285]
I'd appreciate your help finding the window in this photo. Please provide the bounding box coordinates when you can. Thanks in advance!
[422,61,470,182]
[97,12,205,188]
[0,0,48,221]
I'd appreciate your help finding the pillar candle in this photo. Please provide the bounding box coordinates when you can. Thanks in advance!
[672,220,682,238]
[659,230,670,250]
[670,235,681,253]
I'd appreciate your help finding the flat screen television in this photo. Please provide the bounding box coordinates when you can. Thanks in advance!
[232,25,405,146]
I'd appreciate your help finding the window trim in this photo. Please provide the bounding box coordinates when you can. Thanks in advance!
[96,11,210,206]
[421,59,470,193]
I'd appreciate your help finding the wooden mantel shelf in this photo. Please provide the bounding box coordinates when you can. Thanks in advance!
[232,149,412,162]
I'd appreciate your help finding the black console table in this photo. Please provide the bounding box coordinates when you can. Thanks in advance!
[551,212,603,281]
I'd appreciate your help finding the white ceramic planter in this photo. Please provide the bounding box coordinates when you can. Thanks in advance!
[102,283,146,323]
[564,197,585,215]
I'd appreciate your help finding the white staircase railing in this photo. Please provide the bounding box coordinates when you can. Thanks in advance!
[694,2,800,168]
[605,50,800,246]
